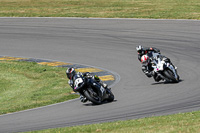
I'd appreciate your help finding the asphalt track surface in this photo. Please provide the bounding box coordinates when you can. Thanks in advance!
[0,18,200,132]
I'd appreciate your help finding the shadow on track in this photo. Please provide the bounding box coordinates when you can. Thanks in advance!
[83,100,117,106]
[151,79,183,85]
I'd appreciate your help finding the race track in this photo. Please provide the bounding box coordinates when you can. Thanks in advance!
[0,18,200,132]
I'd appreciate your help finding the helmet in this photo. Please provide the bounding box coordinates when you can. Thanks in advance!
[66,67,76,79]
[141,55,149,64]
[136,45,143,53]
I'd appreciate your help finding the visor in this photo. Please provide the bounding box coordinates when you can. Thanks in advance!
[67,73,72,79]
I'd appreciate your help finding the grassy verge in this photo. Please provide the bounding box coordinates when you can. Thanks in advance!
[0,60,78,115]
[1,0,200,132]
[27,111,200,133]
[0,0,199,19]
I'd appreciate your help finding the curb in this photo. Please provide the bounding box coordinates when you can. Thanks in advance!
[0,56,120,87]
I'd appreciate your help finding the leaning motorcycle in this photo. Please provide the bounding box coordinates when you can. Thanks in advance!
[73,73,114,104]
[146,51,180,83]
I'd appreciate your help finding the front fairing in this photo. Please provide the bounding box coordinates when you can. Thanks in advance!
[166,63,179,79]
[86,78,108,100]
[151,58,165,72]
[72,74,85,92]
[147,51,163,72]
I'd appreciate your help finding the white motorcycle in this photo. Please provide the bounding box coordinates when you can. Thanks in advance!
[146,51,180,83]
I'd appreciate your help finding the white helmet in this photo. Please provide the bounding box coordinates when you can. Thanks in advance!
[141,55,149,64]
[136,45,143,53]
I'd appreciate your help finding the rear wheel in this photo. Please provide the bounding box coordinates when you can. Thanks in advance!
[84,89,102,105]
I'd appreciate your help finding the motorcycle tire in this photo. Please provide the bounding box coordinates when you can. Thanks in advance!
[106,89,114,102]
[163,69,179,83]
[84,90,102,105]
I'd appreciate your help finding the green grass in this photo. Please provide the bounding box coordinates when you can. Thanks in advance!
[1,0,200,132]
[0,0,199,19]
[27,111,200,133]
[0,60,79,115]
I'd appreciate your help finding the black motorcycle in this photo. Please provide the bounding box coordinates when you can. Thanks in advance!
[73,73,114,104]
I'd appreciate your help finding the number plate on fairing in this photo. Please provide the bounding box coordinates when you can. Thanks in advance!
[74,78,83,88]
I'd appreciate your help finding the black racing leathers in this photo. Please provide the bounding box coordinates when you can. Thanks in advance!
[138,47,161,82]
[68,72,107,102]
[137,47,160,62]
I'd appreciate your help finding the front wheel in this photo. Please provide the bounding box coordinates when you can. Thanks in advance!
[84,90,102,105]
[106,89,114,102]
[163,69,179,83]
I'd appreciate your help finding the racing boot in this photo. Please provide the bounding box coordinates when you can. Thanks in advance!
[153,73,162,82]
[80,95,88,103]
[142,65,152,78]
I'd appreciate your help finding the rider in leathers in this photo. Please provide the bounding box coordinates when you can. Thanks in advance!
[66,67,108,103]
[136,45,162,82]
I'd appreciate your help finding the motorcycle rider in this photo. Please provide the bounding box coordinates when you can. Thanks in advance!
[66,67,108,103]
[136,45,177,82]
[136,45,162,82]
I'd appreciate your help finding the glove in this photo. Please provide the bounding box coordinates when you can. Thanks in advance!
[68,80,73,87]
